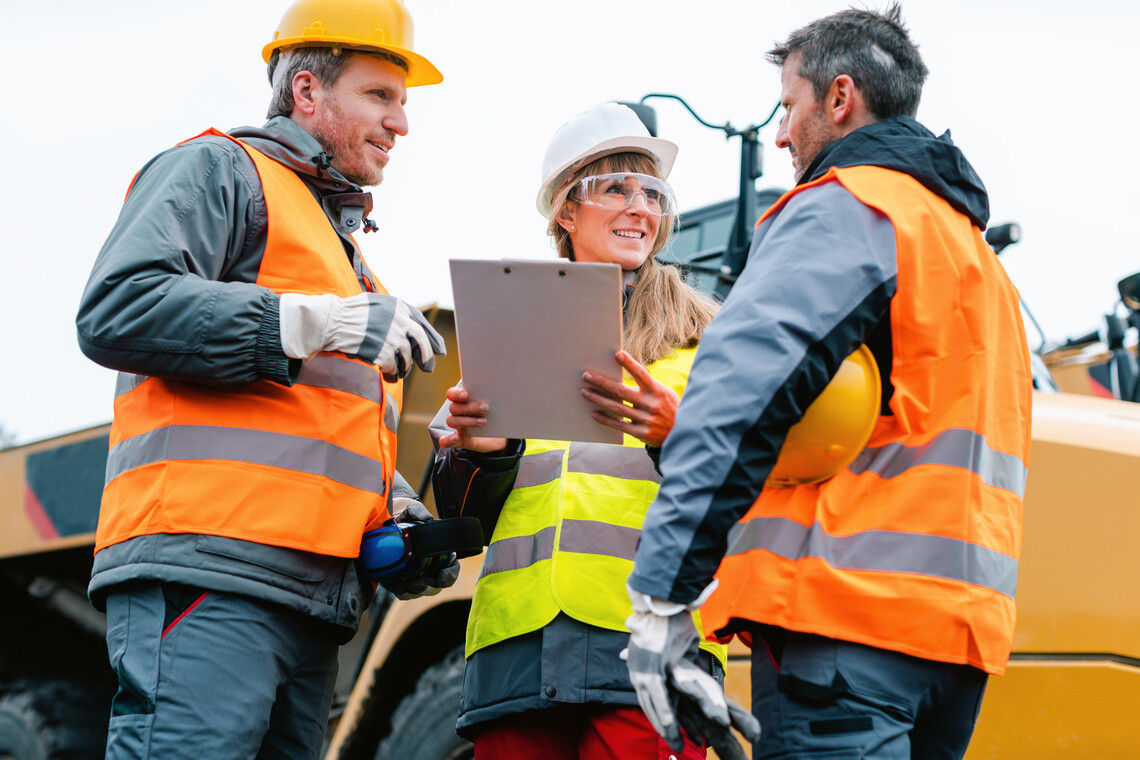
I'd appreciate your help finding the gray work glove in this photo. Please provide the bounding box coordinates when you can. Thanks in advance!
[624,583,761,760]
[381,500,460,601]
[279,292,446,381]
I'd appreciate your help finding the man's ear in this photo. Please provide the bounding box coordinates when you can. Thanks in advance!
[292,70,319,116]
[827,74,858,126]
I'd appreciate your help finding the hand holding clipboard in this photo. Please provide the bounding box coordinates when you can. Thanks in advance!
[449,259,624,445]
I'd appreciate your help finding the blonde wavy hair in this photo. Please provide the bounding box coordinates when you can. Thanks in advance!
[546,153,720,366]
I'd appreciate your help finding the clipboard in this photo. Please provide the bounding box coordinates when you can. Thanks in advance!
[449,258,624,445]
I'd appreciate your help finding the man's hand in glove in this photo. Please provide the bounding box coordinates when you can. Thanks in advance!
[381,500,460,601]
[279,292,446,381]
[624,583,761,760]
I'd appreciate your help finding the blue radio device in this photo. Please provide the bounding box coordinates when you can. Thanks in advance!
[359,516,484,583]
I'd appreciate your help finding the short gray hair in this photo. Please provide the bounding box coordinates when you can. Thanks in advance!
[266,47,410,119]
[767,3,928,120]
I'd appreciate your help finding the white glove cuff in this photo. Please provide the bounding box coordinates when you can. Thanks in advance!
[279,292,337,359]
[627,579,719,617]
[279,293,374,359]
[322,293,370,355]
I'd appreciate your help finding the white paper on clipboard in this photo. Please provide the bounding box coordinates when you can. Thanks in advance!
[449,258,624,445]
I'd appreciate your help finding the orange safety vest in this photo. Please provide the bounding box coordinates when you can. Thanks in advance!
[703,165,1032,675]
[95,130,401,558]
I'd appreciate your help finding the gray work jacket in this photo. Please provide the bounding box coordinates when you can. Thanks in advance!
[79,117,416,639]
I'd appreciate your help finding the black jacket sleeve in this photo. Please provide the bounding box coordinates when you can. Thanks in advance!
[427,402,524,542]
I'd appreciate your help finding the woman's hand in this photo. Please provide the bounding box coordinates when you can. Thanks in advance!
[581,350,679,447]
[436,385,509,453]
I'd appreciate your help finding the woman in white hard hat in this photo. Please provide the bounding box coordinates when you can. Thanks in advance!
[430,103,723,759]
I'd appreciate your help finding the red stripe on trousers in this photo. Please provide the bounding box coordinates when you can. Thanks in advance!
[161,592,209,639]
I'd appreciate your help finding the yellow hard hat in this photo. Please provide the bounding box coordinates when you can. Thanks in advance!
[766,345,881,487]
[263,0,443,87]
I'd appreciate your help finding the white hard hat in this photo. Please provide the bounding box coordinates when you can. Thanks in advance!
[536,102,679,218]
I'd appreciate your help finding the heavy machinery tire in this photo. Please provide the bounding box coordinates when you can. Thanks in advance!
[0,680,107,760]
[374,646,472,760]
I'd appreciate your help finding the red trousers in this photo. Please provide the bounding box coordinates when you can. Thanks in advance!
[472,705,706,760]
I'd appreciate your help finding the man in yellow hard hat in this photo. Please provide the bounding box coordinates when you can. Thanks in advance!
[75,2,448,757]
[623,4,1033,759]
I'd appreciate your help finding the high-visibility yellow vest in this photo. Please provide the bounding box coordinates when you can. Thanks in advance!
[467,346,726,667]
[96,129,401,558]
[703,165,1032,675]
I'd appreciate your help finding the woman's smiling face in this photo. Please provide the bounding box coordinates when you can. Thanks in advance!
[563,174,664,271]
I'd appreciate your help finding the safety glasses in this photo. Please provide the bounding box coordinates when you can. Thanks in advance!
[572,172,675,217]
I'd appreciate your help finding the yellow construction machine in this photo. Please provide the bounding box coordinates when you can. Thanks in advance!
[2,101,1138,759]
[4,271,1140,760]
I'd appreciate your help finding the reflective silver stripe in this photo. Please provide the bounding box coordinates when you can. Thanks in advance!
[115,356,383,404]
[567,442,661,484]
[515,450,565,489]
[115,373,149,398]
[106,424,385,494]
[480,526,556,579]
[356,296,395,361]
[849,428,1027,496]
[560,519,640,561]
[384,392,400,434]
[297,354,382,403]
[726,516,1018,599]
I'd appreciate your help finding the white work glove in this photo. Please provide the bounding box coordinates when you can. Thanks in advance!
[381,499,460,601]
[624,582,761,760]
[279,292,446,381]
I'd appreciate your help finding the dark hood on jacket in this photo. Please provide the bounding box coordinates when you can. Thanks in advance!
[801,116,989,230]
[230,116,374,226]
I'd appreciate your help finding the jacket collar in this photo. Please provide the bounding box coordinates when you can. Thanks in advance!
[229,117,375,235]
[801,116,990,230]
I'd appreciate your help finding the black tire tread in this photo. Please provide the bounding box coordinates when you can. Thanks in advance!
[0,679,107,760]
[374,647,471,760]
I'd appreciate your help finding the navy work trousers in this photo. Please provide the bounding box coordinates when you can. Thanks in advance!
[750,627,988,760]
[103,583,340,760]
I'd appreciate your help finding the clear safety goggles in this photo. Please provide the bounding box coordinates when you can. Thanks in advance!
[572,172,675,217]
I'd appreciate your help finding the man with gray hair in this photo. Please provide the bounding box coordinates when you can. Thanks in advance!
[76,1,452,757]
[624,5,1032,759]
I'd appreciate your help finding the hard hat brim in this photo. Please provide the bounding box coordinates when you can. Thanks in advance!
[536,135,678,218]
[262,39,443,87]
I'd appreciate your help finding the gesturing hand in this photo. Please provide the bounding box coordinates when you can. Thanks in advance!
[581,351,679,447]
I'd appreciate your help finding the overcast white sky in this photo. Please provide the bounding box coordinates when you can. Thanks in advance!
[2,0,1137,444]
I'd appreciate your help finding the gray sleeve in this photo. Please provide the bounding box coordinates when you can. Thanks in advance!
[390,470,420,503]
[629,182,899,604]
[75,138,294,386]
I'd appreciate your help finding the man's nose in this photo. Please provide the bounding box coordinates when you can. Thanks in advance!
[385,104,409,137]
[775,115,790,150]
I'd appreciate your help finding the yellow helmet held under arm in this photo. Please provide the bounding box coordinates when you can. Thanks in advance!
[766,344,881,487]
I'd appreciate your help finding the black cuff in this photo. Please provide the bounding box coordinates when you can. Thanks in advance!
[465,439,525,472]
[645,445,662,476]
[255,293,299,386]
